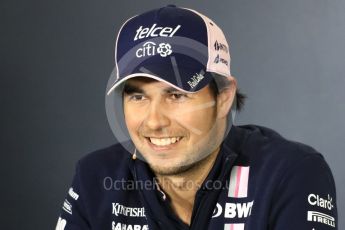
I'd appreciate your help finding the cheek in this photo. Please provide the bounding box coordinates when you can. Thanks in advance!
[175,105,217,134]
[124,106,141,134]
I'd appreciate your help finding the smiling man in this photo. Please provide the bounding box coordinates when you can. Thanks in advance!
[56,5,338,230]
[121,76,235,225]
[122,77,232,176]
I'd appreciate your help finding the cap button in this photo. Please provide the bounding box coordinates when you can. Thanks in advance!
[166,4,176,7]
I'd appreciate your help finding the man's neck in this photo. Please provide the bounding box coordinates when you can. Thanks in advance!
[155,147,220,225]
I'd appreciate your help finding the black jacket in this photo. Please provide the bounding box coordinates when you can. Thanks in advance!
[56,125,338,230]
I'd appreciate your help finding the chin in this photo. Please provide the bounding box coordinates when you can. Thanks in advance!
[148,160,200,176]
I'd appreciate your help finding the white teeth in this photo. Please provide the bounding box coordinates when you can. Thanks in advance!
[149,137,180,146]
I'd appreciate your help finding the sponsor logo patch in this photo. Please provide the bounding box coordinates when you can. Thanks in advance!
[212,201,254,219]
[112,221,149,230]
[307,211,336,228]
[187,73,204,89]
[68,187,79,201]
[157,43,173,57]
[112,203,146,217]
[134,24,181,41]
[136,42,172,58]
[308,193,334,210]
[212,203,222,218]
[224,201,254,218]
[62,199,72,215]
[56,217,67,230]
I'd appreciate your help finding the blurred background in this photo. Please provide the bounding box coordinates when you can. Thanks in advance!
[1,0,344,229]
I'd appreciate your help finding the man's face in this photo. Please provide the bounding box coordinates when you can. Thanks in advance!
[123,77,228,175]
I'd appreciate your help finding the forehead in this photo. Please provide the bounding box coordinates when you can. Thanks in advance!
[125,77,164,86]
[122,77,215,98]
[124,77,189,93]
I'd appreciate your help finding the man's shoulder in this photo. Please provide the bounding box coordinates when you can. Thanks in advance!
[235,124,325,164]
[232,125,333,190]
[76,142,133,178]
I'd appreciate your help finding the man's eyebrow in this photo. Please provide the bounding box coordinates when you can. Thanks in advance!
[163,87,185,93]
[123,84,185,94]
[123,83,144,94]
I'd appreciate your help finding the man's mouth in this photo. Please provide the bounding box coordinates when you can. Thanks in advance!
[147,137,182,146]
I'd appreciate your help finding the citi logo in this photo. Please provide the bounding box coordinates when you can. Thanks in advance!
[307,211,335,227]
[212,201,254,219]
[214,40,228,53]
[214,54,228,66]
[134,24,181,41]
[136,42,172,58]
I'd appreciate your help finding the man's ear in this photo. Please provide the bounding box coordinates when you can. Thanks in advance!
[216,76,237,119]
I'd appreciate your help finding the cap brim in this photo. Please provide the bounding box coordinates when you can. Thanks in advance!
[107,70,215,96]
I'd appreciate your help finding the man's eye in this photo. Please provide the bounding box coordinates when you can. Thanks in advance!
[170,93,187,100]
[129,94,146,101]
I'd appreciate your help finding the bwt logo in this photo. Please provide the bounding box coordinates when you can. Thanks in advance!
[212,201,254,219]
[136,42,172,58]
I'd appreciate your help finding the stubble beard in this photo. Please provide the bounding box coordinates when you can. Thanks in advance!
[146,131,222,176]
[147,149,217,176]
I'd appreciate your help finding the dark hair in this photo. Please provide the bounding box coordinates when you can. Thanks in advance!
[208,78,246,112]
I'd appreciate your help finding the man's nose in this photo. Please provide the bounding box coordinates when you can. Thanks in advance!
[144,102,170,130]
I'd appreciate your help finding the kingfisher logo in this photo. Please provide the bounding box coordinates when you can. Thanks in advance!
[112,203,146,217]
[134,24,181,41]
[136,42,172,58]
[307,211,336,227]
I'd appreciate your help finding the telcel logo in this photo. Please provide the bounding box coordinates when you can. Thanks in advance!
[134,24,181,41]
[308,194,334,210]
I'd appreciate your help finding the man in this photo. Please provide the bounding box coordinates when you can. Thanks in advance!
[56,5,338,230]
